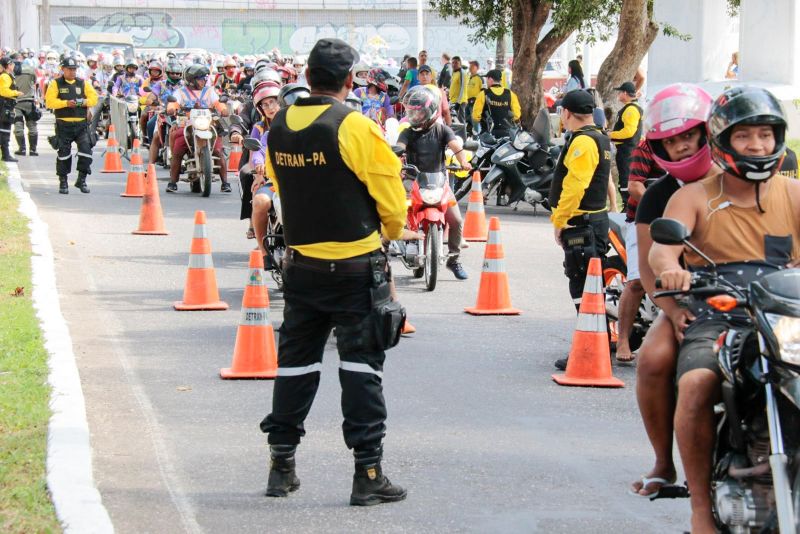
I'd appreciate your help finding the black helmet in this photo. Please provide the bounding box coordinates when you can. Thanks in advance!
[184,64,210,88]
[278,83,310,108]
[708,86,787,183]
[166,59,183,81]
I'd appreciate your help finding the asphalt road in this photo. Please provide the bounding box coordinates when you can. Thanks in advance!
[18,115,690,533]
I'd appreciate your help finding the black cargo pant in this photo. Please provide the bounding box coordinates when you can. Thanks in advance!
[56,120,93,179]
[260,251,388,452]
[560,213,609,309]
[615,143,635,209]
[13,102,38,152]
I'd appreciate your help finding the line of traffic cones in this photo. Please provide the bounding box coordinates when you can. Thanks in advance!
[465,217,520,315]
[120,139,145,197]
[552,257,624,388]
[220,250,278,378]
[174,210,228,311]
[100,124,124,173]
[132,164,168,235]
[462,171,488,242]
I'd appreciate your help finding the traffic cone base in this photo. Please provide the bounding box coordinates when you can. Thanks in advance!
[221,250,278,379]
[462,171,488,242]
[552,258,624,388]
[465,217,521,315]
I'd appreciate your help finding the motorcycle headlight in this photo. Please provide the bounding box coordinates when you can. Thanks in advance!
[766,313,800,365]
[420,187,444,205]
[512,131,534,150]
[501,151,524,163]
[492,145,511,162]
[126,101,139,113]
[192,116,211,130]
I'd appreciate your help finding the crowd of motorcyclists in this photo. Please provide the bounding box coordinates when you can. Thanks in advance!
[4,40,800,533]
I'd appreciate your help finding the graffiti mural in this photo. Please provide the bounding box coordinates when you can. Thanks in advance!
[58,12,185,49]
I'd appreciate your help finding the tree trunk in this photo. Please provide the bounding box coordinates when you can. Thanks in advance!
[495,34,506,67]
[595,0,660,109]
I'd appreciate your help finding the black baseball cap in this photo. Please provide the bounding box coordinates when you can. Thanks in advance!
[613,81,636,95]
[307,38,359,80]
[61,57,78,69]
[561,90,595,114]
[486,69,502,81]
[418,64,432,74]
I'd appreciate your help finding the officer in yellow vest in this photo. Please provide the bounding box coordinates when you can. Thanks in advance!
[471,69,521,138]
[0,57,21,162]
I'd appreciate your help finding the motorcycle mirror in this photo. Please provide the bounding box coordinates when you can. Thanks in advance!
[650,218,690,245]
[242,138,262,152]
[229,114,243,125]
[463,140,479,151]
[142,86,152,93]
[166,95,178,103]
[390,95,399,105]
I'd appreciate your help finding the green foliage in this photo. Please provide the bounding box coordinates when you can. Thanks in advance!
[0,164,60,533]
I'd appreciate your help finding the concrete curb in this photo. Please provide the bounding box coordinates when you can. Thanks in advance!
[7,162,114,534]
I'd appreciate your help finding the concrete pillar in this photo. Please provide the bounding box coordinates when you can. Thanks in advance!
[648,0,735,86]
[739,0,800,86]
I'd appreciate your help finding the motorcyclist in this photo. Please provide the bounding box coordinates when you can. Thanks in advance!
[140,60,166,144]
[112,60,143,97]
[627,83,715,499]
[649,86,800,534]
[228,68,284,169]
[215,56,238,94]
[236,62,256,94]
[276,64,297,85]
[395,86,472,280]
[147,59,184,165]
[352,62,370,88]
[165,64,231,193]
[353,68,393,126]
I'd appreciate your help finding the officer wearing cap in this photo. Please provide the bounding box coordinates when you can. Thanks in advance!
[549,90,612,370]
[609,81,643,208]
[45,57,98,194]
[0,57,22,162]
[259,38,408,506]
[470,69,521,138]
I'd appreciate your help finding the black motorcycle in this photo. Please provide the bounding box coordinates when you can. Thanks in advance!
[650,217,800,533]
[483,108,561,211]
[453,131,511,201]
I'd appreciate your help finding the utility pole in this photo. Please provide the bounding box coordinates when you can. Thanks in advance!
[40,0,51,47]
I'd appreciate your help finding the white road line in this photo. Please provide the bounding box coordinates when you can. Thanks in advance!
[7,162,114,534]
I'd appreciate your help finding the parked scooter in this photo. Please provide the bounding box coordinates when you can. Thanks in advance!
[483,109,561,211]
[454,131,510,201]
[648,217,800,534]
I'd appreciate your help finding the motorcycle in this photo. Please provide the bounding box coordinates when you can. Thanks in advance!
[603,212,657,352]
[454,131,511,201]
[124,94,140,150]
[649,217,800,533]
[483,109,561,211]
[389,155,460,291]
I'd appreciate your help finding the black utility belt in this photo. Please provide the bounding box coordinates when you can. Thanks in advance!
[285,248,382,274]
[567,211,607,226]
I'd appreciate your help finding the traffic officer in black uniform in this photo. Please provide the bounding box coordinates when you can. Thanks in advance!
[44,57,98,194]
[548,90,612,370]
[0,57,22,162]
[470,69,521,139]
[609,81,643,209]
[258,38,408,506]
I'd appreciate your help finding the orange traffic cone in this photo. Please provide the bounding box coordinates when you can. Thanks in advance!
[401,319,416,335]
[465,217,521,315]
[100,124,124,173]
[462,171,488,242]
[174,210,228,311]
[220,250,278,379]
[120,139,145,197]
[132,164,168,235]
[227,143,242,173]
[552,257,624,388]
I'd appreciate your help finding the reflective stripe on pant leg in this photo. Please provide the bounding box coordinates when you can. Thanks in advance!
[276,362,322,377]
[339,361,383,379]
[76,127,93,174]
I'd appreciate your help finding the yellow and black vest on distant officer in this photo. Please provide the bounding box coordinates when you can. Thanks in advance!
[471,70,521,136]
[550,125,612,219]
[0,57,22,161]
[610,101,643,148]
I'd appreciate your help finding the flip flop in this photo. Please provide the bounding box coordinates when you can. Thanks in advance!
[246,227,256,239]
[616,351,638,365]
[628,476,674,498]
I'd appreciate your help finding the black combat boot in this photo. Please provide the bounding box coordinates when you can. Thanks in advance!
[265,445,300,497]
[350,447,407,506]
[14,132,25,155]
[28,134,37,156]
[74,174,90,194]
[1,133,18,162]
[58,176,68,194]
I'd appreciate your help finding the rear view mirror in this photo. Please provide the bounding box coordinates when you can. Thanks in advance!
[142,86,152,93]
[463,140,479,151]
[650,218,690,245]
[166,95,178,103]
[242,138,262,152]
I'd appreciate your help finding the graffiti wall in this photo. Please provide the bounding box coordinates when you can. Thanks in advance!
[50,7,495,59]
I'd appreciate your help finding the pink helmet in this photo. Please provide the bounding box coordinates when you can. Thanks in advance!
[253,81,280,107]
[645,83,713,182]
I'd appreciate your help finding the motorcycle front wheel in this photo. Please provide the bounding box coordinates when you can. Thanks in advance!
[424,226,440,291]
[199,144,212,197]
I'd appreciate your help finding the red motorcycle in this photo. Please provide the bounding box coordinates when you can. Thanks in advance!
[390,163,457,291]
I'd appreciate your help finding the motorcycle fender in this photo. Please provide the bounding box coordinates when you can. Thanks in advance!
[195,130,213,140]
[418,207,446,225]
[484,166,505,188]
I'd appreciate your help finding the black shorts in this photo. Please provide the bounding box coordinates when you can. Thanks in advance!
[676,319,728,381]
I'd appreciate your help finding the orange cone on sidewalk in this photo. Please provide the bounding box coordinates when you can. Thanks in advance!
[174,210,228,311]
[132,164,168,235]
[227,143,242,173]
[465,217,521,315]
[552,257,624,388]
[100,124,124,173]
[220,250,278,379]
[120,139,145,197]
[462,171,488,242]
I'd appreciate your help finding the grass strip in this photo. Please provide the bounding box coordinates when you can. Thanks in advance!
[0,163,61,533]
